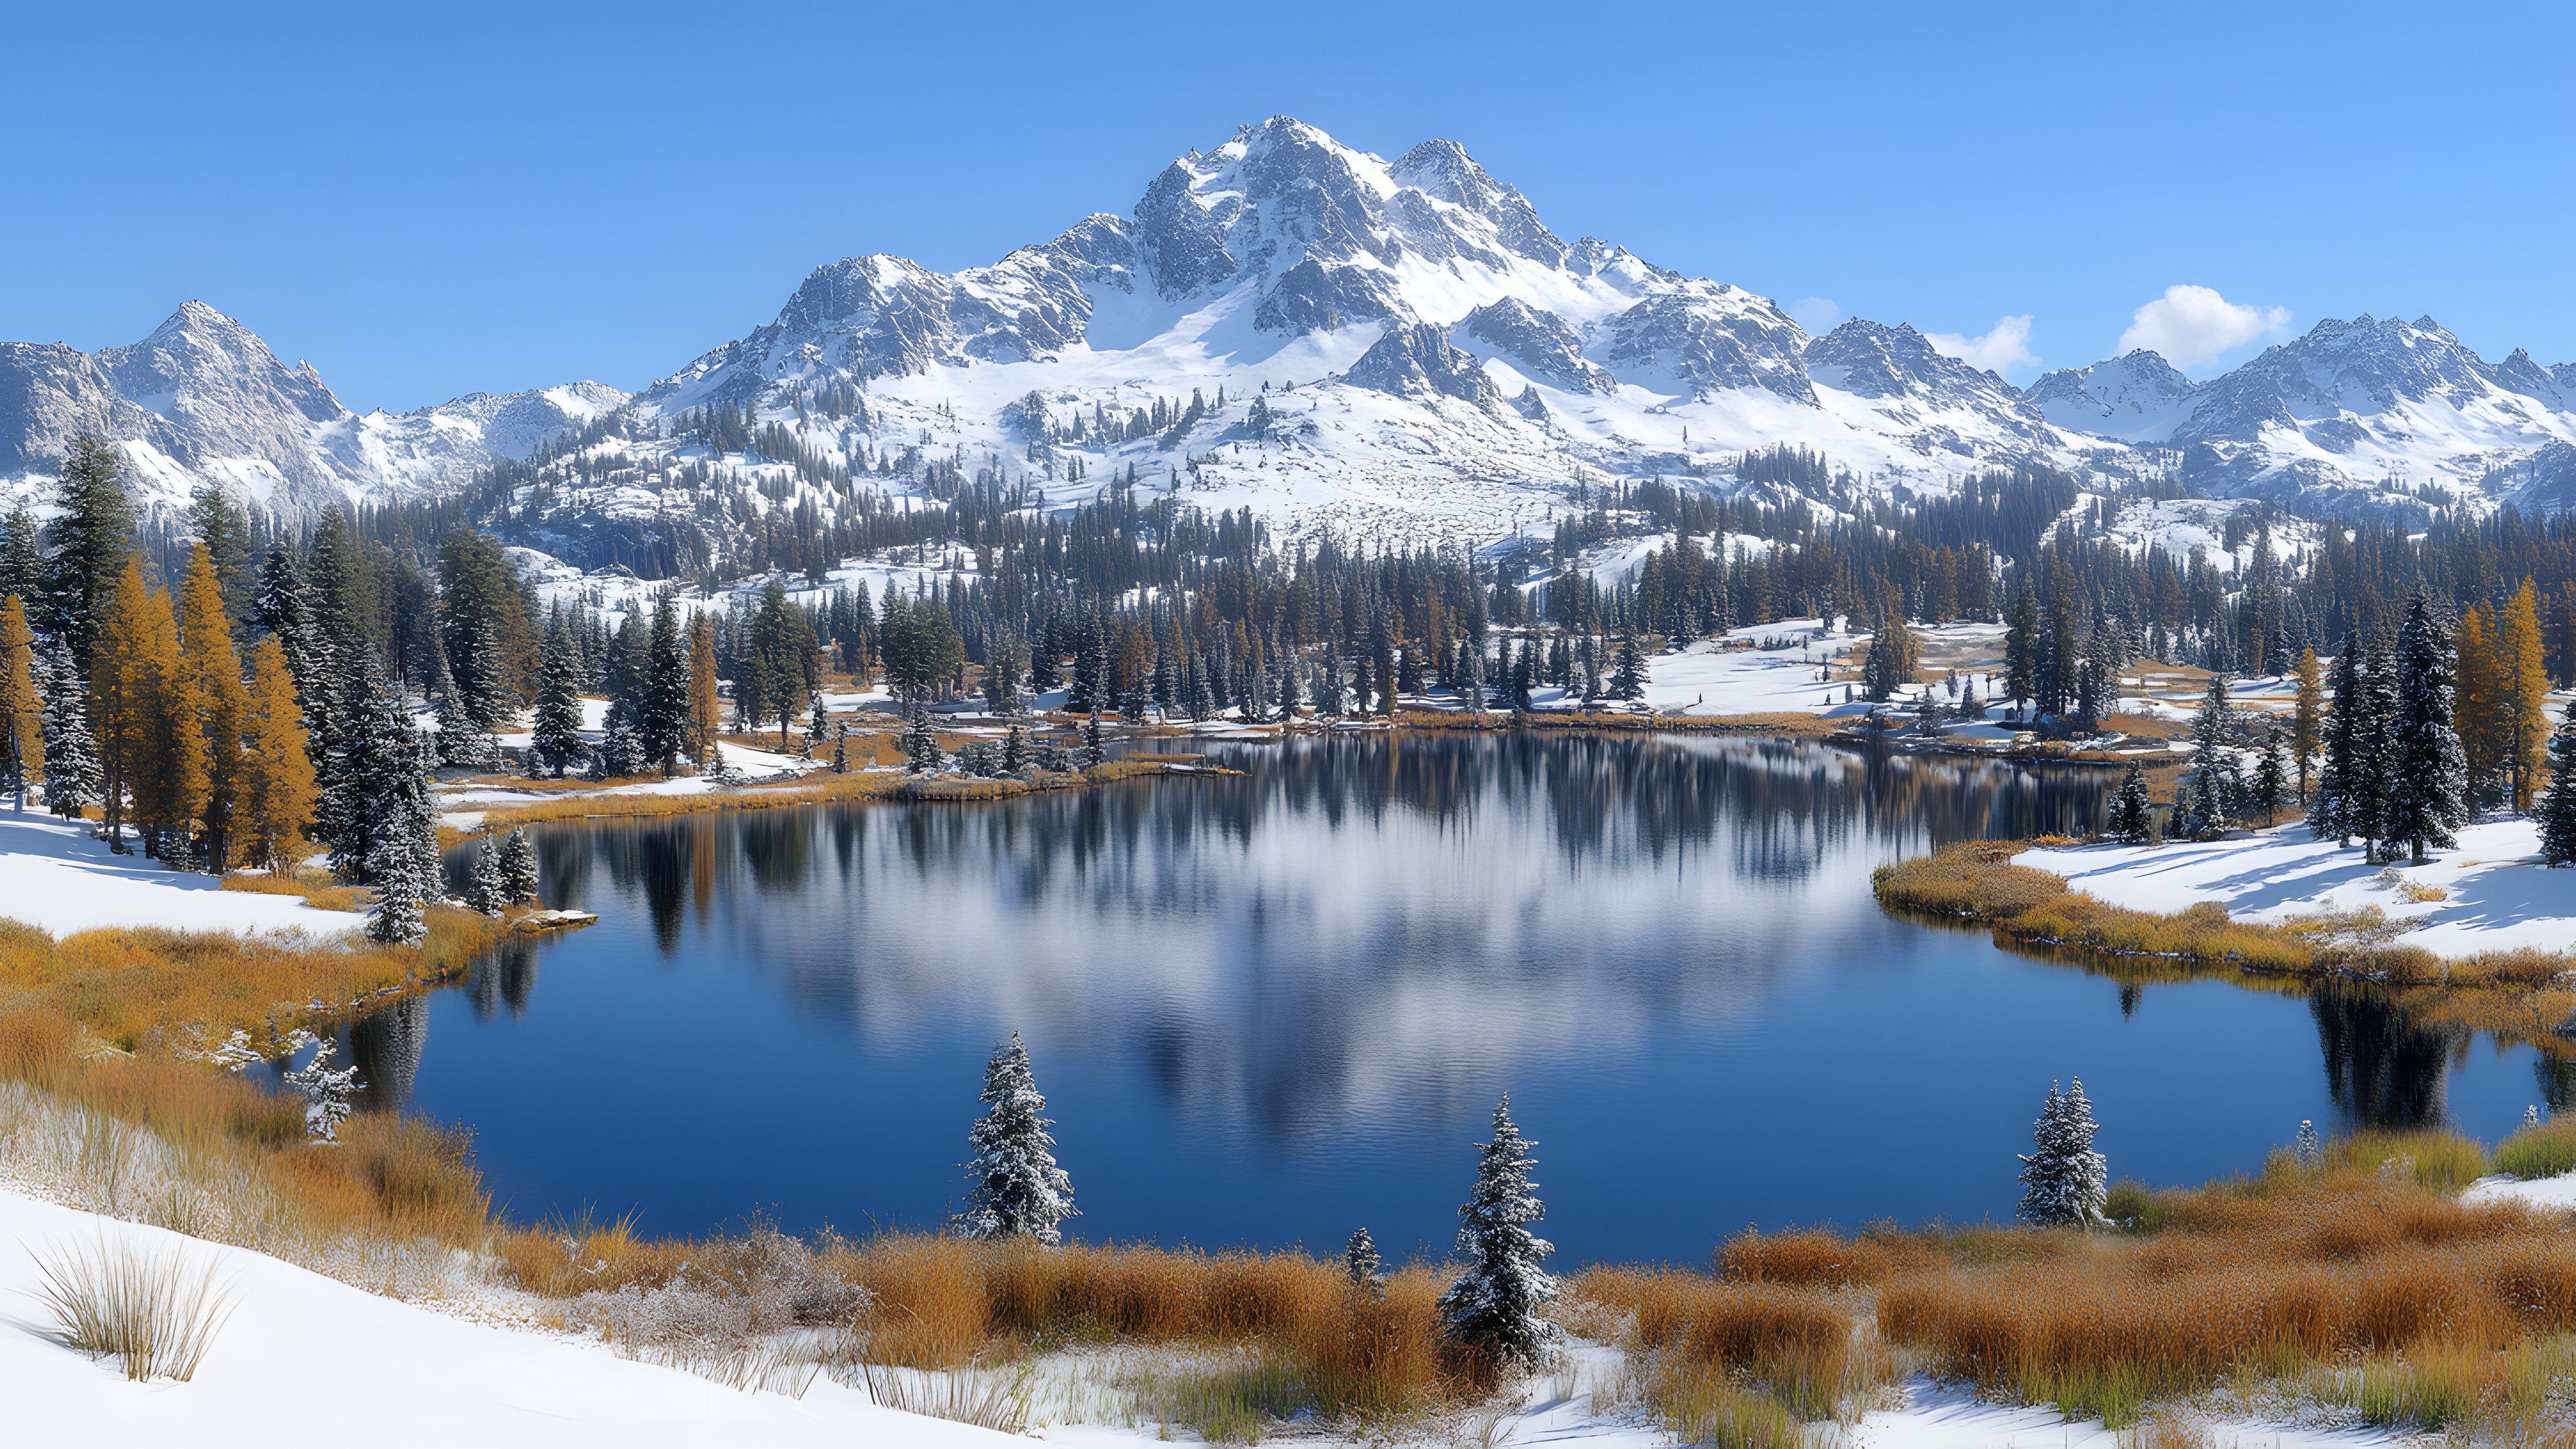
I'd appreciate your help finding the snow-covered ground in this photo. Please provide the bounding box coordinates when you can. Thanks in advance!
[0,811,365,940]
[0,1182,2396,1449]
[0,1188,1002,1449]
[2021,817,2576,957]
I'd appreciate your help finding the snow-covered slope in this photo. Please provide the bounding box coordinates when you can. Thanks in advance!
[0,301,625,519]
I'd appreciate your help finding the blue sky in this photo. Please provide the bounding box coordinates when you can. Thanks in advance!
[4,3,2568,413]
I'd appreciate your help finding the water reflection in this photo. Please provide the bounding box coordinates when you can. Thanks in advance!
[365,733,2551,1256]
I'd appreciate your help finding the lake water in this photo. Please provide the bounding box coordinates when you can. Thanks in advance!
[332,733,2559,1266]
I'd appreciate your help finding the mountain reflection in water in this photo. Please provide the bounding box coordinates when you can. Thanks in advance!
[349,733,2548,1262]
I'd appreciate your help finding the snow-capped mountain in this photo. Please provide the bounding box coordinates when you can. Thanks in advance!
[9,116,2576,562]
[0,301,625,519]
[2029,316,2576,509]
[602,116,2081,551]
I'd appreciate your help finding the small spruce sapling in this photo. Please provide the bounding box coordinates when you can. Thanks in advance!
[2015,1077,2109,1228]
[952,1031,1077,1245]
[1438,1096,1558,1371]
[2294,1119,2322,1170]
[284,1038,362,1144]
[1344,1227,1385,1296]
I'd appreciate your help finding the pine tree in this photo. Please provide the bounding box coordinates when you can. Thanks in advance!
[237,636,316,874]
[2537,702,2576,866]
[1081,710,1106,769]
[951,1031,1077,1244]
[362,708,441,946]
[283,1037,362,1144]
[1344,1228,1384,1295]
[2314,643,2366,849]
[904,700,941,773]
[44,436,134,665]
[466,829,506,916]
[1003,723,1028,774]
[0,506,41,612]
[2254,722,2289,828]
[35,637,100,822]
[498,828,539,905]
[831,722,850,774]
[531,621,586,777]
[2016,1078,2109,1228]
[1610,634,1647,701]
[1438,1097,1558,1371]
[0,595,42,810]
[2106,763,2153,843]
[187,484,258,639]
[254,544,327,729]
[2388,592,2468,862]
[641,597,689,775]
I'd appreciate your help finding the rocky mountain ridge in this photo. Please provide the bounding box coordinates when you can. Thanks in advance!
[9,117,2576,562]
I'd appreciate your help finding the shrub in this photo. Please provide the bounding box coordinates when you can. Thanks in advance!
[2492,1116,2576,1181]
[32,1234,235,1381]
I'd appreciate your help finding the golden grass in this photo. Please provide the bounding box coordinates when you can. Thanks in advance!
[0,906,502,1055]
[0,1006,492,1248]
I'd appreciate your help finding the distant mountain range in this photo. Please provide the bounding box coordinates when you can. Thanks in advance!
[7,116,2576,564]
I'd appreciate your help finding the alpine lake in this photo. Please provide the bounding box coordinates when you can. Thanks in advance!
[288,731,2561,1267]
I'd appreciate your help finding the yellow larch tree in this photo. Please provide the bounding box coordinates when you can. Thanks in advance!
[177,543,249,870]
[140,571,205,862]
[0,594,42,810]
[2457,604,2504,800]
[90,560,158,853]
[238,634,317,874]
[686,612,722,771]
[2502,580,2551,810]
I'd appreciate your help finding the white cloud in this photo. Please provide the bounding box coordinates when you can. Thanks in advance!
[1786,296,1841,334]
[2116,284,2291,369]
[1925,315,2037,374]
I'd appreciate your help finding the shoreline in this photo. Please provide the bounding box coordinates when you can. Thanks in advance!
[1874,828,2576,1058]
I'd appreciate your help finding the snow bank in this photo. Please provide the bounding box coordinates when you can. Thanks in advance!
[2019,818,2576,958]
[0,812,365,940]
[0,1188,1010,1448]
[0,1180,2394,1449]
[2464,1171,2576,1212]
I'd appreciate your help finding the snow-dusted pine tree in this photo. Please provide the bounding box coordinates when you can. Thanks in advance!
[498,828,539,905]
[1609,636,1646,701]
[2294,1119,2322,1169]
[531,623,586,777]
[34,638,101,821]
[1438,1096,1558,1371]
[2106,763,2153,843]
[2388,592,2467,862]
[2540,704,2576,865]
[1345,1227,1384,1293]
[284,1036,362,1144]
[466,830,506,916]
[2016,1078,2109,1228]
[952,1031,1077,1245]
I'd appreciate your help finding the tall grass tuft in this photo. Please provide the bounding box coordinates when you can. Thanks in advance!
[32,1234,237,1381]
[2493,1115,2576,1181]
